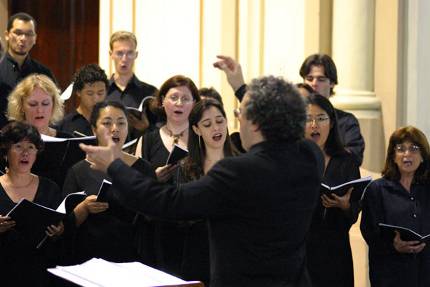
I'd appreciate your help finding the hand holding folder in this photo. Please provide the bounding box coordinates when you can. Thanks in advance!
[321,176,372,201]
[6,192,87,248]
[379,223,430,244]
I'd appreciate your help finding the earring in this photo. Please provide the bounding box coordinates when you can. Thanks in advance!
[198,136,201,149]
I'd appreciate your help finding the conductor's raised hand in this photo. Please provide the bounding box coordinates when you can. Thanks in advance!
[321,187,352,211]
[393,231,426,254]
[213,55,245,92]
[0,215,15,233]
[80,127,121,173]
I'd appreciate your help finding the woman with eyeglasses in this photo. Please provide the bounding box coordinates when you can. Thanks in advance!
[304,93,361,287]
[139,75,200,276]
[360,126,430,287]
[0,121,63,286]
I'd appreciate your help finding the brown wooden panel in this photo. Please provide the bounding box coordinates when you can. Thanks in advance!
[8,0,99,100]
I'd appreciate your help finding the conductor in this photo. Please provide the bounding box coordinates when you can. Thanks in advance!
[81,76,324,287]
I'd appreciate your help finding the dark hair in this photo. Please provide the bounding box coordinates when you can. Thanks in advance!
[155,75,200,120]
[72,64,108,92]
[305,93,346,156]
[183,99,234,180]
[295,83,315,95]
[245,76,306,143]
[0,121,44,158]
[7,12,36,31]
[382,126,430,183]
[90,101,127,128]
[199,87,223,105]
[299,54,338,96]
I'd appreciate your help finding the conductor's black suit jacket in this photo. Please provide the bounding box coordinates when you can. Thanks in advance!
[108,140,323,287]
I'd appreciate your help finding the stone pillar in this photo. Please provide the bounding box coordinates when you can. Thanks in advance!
[331,0,384,173]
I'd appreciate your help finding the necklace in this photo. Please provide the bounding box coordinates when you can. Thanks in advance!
[6,174,35,189]
[164,125,188,144]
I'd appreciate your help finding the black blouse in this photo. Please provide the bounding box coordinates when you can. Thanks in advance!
[306,152,361,287]
[0,177,61,287]
[360,178,430,287]
[62,158,155,265]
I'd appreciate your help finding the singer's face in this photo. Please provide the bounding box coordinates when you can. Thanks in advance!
[163,86,195,124]
[77,81,106,112]
[93,106,128,148]
[7,139,38,174]
[305,104,331,151]
[5,19,36,57]
[23,87,53,133]
[192,106,227,150]
[110,40,137,76]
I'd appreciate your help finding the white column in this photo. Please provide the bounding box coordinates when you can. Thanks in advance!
[405,0,430,138]
[331,0,379,110]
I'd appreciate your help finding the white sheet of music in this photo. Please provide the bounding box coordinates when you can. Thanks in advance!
[48,258,187,287]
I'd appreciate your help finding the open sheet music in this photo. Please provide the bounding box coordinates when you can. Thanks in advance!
[48,258,202,287]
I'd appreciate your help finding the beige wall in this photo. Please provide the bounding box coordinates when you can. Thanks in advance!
[99,0,307,132]
[0,0,7,51]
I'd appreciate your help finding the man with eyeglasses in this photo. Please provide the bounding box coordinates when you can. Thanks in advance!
[214,53,365,166]
[0,12,56,129]
[106,31,158,144]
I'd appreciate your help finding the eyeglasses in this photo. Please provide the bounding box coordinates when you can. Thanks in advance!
[233,108,241,118]
[165,95,194,105]
[11,143,38,154]
[305,76,329,83]
[112,51,137,59]
[11,29,36,38]
[394,144,420,154]
[306,115,330,125]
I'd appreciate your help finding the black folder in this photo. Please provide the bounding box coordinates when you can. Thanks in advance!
[96,179,112,202]
[321,176,372,201]
[379,223,430,243]
[166,144,189,165]
[32,135,96,187]
[7,192,87,248]
[6,199,66,248]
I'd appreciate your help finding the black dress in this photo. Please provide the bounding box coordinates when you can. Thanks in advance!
[142,128,188,277]
[178,164,211,286]
[62,158,156,265]
[0,177,62,287]
[306,152,361,287]
[360,178,430,287]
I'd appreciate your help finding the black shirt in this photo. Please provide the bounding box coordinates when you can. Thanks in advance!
[107,74,159,142]
[0,53,56,128]
[56,110,93,137]
[107,74,157,109]
[360,178,430,287]
[108,140,324,287]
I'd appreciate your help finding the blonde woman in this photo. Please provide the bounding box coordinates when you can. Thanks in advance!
[7,73,67,137]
